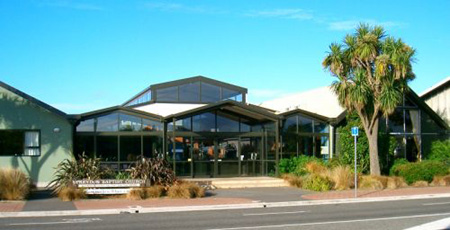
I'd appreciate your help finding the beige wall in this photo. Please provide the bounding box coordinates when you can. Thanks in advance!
[424,85,450,126]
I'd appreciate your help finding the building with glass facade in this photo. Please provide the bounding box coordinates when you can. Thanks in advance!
[1,76,449,185]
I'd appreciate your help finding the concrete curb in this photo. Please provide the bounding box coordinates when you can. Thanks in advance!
[2,193,450,218]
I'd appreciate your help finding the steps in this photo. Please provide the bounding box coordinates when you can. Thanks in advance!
[185,177,289,189]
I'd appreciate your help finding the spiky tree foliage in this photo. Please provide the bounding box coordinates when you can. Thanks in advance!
[323,24,415,175]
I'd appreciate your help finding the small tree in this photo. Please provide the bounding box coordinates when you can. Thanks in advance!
[323,24,415,175]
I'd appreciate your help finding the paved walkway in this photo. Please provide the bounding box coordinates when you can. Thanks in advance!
[1,186,450,213]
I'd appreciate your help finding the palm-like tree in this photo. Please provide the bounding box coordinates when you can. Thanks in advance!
[323,24,415,175]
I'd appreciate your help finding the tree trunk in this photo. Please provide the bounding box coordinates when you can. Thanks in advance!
[366,119,381,176]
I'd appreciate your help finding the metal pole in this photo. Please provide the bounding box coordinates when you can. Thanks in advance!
[354,136,357,198]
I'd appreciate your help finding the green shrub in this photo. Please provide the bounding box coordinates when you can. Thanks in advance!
[0,168,30,200]
[390,160,448,184]
[115,171,131,180]
[428,140,450,164]
[130,158,177,187]
[278,155,320,176]
[302,174,333,192]
[389,158,409,176]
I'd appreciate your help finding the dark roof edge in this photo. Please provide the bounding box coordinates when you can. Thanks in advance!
[77,106,163,121]
[0,81,67,119]
[279,108,340,123]
[164,100,279,121]
[407,88,450,130]
[151,76,248,93]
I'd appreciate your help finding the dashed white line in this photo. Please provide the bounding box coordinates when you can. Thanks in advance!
[423,201,450,206]
[243,211,307,216]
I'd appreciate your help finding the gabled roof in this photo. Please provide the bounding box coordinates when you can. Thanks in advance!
[0,81,67,119]
[420,76,450,99]
[259,86,345,119]
[122,75,247,106]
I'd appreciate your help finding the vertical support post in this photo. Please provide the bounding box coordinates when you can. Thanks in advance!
[275,120,280,177]
[172,118,176,176]
[354,135,357,198]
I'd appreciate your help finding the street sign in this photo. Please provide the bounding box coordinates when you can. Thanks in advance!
[351,126,359,198]
[351,127,359,136]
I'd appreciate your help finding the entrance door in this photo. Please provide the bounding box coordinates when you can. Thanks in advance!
[216,138,239,177]
[240,137,263,176]
[192,137,214,177]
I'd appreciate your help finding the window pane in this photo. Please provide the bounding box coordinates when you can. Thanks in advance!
[0,130,24,156]
[193,112,216,132]
[25,131,39,147]
[217,112,239,132]
[156,86,178,102]
[222,88,240,101]
[120,136,141,161]
[175,117,191,131]
[24,148,40,156]
[143,136,162,158]
[97,113,119,132]
[283,116,297,134]
[97,136,118,162]
[76,119,94,132]
[143,119,163,132]
[119,114,142,131]
[314,121,329,133]
[75,135,95,158]
[388,109,404,133]
[298,116,313,133]
[179,82,200,102]
[201,82,220,102]
[405,109,420,134]
[299,136,313,156]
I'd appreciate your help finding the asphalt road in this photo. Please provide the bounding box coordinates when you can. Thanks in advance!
[2,197,450,230]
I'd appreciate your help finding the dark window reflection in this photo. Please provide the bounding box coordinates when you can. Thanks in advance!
[201,82,220,102]
[298,116,313,133]
[77,119,95,132]
[119,114,142,131]
[97,113,119,132]
[179,82,200,102]
[143,136,162,158]
[193,112,216,132]
[222,88,240,101]
[156,86,178,102]
[74,135,94,158]
[0,130,24,156]
[120,136,141,161]
[217,112,239,132]
[97,136,118,161]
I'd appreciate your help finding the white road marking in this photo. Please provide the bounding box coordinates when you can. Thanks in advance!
[243,211,307,216]
[9,218,101,226]
[404,217,450,230]
[423,201,450,206]
[206,212,450,230]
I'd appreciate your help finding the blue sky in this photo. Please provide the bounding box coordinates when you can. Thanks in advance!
[1,0,449,113]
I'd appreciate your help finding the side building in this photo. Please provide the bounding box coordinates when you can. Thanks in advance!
[0,82,73,187]
[420,76,450,126]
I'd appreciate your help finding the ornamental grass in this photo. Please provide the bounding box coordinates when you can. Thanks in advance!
[0,168,30,200]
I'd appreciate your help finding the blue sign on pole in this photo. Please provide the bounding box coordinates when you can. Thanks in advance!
[351,127,359,136]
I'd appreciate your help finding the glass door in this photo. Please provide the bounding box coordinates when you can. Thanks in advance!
[216,138,239,177]
[240,137,262,176]
[192,137,215,177]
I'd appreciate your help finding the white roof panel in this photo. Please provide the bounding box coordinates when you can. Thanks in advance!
[259,86,345,119]
[134,103,206,117]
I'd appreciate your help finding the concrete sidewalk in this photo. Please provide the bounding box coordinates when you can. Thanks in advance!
[0,186,449,215]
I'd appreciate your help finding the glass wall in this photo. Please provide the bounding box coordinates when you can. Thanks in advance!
[75,111,163,171]
[153,81,244,103]
[382,95,448,162]
[281,114,330,160]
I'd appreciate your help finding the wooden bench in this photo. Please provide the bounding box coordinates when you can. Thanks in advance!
[73,179,145,195]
